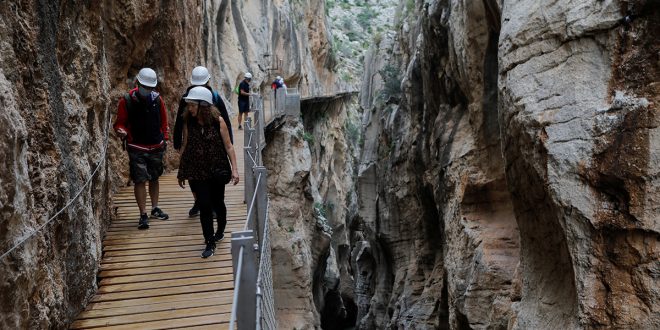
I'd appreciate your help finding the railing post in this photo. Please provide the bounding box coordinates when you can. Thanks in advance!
[231,230,258,330]
[257,110,265,164]
[253,167,268,246]
[253,109,261,164]
[244,116,255,203]
[243,145,253,204]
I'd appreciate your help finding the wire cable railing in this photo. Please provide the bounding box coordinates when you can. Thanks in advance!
[256,199,276,330]
[0,107,111,261]
[229,86,301,329]
[229,87,300,329]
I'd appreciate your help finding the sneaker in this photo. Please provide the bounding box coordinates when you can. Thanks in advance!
[214,231,224,242]
[238,125,243,130]
[189,204,199,217]
[201,240,216,258]
[138,214,149,230]
[150,207,169,220]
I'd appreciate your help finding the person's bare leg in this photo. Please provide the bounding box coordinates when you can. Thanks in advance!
[149,179,159,209]
[238,112,243,127]
[135,182,147,215]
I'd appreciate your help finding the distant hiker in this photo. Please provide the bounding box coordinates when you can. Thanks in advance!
[237,72,252,130]
[271,75,287,104]
[173,66,234,217]
[113,67,170,230]
[271,75,285,91]
[177,87,239,258]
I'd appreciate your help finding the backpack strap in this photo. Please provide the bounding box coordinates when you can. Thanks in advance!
[123,93,132,109]
[125,91,162,111]
[212,91,221,107]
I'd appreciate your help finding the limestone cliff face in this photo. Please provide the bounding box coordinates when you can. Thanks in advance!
[356,0,519,328]
[0,1,202,328]
[201,0,338,99]
[0,0,336,328]
[263,95,362,329]
[355,0,658,329]
[499,1,659,328]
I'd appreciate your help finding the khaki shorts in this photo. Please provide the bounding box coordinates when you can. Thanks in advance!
[128,149,164,183]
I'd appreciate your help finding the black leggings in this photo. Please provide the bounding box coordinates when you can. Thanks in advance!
[189,178,227,242]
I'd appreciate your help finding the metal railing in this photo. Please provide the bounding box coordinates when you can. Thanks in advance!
[269,87,301,121]
[229,87,298,329]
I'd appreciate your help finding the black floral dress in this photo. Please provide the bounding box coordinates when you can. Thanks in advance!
[178,120,230,180]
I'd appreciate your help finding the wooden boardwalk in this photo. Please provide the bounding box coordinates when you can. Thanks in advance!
[72,126,247,329]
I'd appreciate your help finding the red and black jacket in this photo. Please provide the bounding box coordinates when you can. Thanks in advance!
[113,88,169,152]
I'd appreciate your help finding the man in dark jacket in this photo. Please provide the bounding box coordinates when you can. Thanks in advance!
[114,68,170,229]
[173,66,233,218]
[237,72,252,129]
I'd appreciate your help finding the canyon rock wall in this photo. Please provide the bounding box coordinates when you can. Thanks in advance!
[0,1,201,328]
[201,0,338,99]
[355,0,658,329]
[0,0,336,328]
[264,94,361,329]
[356,0,519,328]
[499,0,659,328]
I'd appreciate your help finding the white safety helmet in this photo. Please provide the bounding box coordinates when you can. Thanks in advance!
[276,76,282,80]
[190,66,211,85]
[136,68,158,87]
[184,86,213,105]
[244,72,252,79]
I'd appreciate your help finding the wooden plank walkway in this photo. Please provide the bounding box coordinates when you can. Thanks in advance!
[72,124,247,329]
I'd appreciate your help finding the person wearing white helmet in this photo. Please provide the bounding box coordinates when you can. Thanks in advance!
[113,67,170,229]
[271,75,284,90]
[177,86,239,258]
[173,66,234,217]
[190,66,211,86]
[271,75,287,103]
[237,72,252,129]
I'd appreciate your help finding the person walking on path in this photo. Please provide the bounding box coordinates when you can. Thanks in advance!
[237,72,252,130]
[173,66,234,217]
[177,87,239,258]
[113,67,170,230]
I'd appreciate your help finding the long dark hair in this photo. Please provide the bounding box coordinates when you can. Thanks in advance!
[183,102,221,127]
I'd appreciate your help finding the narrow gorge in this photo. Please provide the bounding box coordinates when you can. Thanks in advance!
[1,0,658,329]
